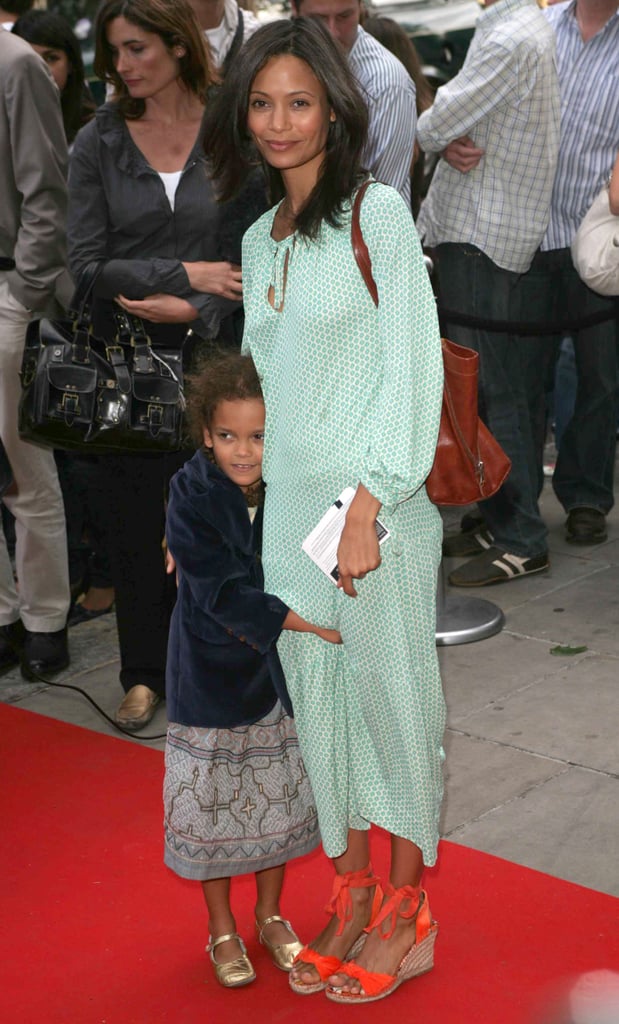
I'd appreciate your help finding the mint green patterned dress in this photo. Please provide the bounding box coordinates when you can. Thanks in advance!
[242,183,445,865]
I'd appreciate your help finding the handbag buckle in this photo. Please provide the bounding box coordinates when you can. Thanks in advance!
[106,345,125,364]
[60,391,80,422]
[146,403,164,429]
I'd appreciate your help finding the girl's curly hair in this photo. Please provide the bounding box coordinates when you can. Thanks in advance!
[185,350,263,449]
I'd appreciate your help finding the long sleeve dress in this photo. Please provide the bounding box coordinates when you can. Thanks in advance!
[241,182,446,866]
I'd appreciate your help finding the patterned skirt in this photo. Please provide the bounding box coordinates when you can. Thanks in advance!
[163,701,320,880]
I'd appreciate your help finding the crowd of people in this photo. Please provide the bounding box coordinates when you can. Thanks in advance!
[0,0,617,1005]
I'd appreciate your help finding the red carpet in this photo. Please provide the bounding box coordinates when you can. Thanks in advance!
[1,704,617,1024]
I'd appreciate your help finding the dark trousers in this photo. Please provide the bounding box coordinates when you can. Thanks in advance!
[517,248,618,514]
[54,451,112,590]
[435,243,548,558]
[100,450,189,697]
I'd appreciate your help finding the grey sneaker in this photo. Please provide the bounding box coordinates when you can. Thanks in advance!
[448,547,549,587]
[442,527,494,558]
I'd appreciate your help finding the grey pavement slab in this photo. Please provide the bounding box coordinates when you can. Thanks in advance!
[440,730,564,834]
[504,566,619,657]
[448,653,619,775]
[439,630,567,722]
[446,766,619,896]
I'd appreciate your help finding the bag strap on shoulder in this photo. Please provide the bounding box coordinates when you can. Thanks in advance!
[351,180,378,307]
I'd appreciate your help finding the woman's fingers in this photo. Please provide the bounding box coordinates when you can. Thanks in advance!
[337,574,358,598]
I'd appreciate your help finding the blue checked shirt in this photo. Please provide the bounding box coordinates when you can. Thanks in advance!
[348,27,417,209]
[542,1,619,251]
[416,0,560,273]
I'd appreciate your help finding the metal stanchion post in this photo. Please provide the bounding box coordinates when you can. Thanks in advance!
[435,560,504,646]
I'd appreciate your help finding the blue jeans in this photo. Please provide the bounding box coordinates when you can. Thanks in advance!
[434,243,548,558]
[518,249,618,514]
[554,337,577,452]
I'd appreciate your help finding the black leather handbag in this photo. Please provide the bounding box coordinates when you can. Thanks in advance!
[18,270,186,454]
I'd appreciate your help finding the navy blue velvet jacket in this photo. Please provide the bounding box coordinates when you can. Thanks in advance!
[165,453,291,728]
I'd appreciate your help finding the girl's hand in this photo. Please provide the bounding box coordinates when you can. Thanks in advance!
[115,293,198,323]
[282,609,342,644]
[313,626,343,645]
[182,261,243,300]
[164,544,179,585]
[337,484,382,598]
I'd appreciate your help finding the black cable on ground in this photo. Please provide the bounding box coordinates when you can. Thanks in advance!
[19,666,166,741]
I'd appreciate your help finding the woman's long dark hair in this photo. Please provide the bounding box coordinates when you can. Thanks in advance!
[204,17,368,240]
[12,10,94,143]
[94,0,215,120]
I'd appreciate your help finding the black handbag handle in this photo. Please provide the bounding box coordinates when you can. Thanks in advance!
[69,262,104,319]
[113,310,155,374]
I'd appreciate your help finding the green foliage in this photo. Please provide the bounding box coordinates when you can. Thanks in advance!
[549,645,588,657]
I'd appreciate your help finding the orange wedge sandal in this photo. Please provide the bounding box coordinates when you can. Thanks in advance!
[325,883,438,1004]
[289,865,383,996]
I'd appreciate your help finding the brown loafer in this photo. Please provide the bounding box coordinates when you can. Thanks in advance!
[115,685,161,731]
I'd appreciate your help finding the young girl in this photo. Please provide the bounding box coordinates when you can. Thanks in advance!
[163,351,340,988]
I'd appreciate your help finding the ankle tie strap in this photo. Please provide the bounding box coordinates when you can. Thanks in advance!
[368,883,424,940]
[325,864,379,937]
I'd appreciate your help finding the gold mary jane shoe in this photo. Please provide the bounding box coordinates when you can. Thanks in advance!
[256,915,303,972]
[206,933,256,988]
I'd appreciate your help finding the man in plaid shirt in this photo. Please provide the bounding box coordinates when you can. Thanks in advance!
[417,0,560,587]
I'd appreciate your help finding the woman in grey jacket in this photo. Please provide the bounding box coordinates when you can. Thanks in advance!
[67,0,262,730]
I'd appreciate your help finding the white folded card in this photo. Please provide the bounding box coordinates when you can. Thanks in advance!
[302,486,390,584]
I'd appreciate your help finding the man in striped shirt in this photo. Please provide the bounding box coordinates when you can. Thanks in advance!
[416,0,560,587]
[518,0,619,546]
[291,0,417,207]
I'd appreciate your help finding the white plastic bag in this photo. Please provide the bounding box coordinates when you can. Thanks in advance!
[571,185,619,297]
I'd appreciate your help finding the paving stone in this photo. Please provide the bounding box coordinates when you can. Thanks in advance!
[440,631,565,722]
[441,731,564,834]
[446,767,619,896]
[505,567,619,658]
[451,654,619,774]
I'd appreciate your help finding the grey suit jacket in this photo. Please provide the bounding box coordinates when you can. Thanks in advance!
[0,30,72,311]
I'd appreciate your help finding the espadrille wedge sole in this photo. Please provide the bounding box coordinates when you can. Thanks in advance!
[325,886,438,1005]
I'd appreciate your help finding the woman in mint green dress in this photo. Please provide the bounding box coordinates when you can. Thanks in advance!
[205,17,445,1005]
